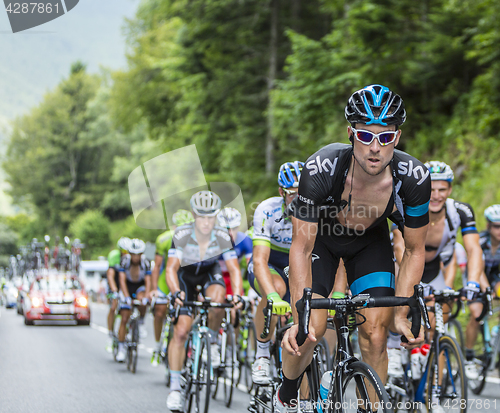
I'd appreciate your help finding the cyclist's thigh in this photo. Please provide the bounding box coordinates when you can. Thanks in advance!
[468,301,483,319]
[247,259,290,300]
[310,235,341,298]
[177,269,199,317]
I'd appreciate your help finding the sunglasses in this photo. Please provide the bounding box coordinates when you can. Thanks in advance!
[490,224,500,229]
[351,127,398,146]
[282,188,298,196]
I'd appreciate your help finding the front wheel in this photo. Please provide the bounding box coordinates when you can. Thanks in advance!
[223,324,237,407]
[337,361,393,413]
[193,332,212,413]
[426,335,467,413]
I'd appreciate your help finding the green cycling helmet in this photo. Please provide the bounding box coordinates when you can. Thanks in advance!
[173,209,194,226]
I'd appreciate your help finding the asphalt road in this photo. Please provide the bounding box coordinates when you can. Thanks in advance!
[1,303,500,413]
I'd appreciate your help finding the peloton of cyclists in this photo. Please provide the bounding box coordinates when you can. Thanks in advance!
[165,190,243,412]
[150,209,194,367]
[116,239,152,362]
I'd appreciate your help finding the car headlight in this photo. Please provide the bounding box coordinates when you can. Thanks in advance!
[76,296,88,307]
[32,297,42,307]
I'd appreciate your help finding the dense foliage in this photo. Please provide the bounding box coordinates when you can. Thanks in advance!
[3,0,500,254]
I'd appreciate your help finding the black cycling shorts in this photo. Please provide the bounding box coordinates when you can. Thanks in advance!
[312,219,395,298]
[178,262,226,317]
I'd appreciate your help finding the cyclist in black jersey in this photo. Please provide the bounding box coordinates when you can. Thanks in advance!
[276,85,431,412]
[165,190,243,412]
[116,239,151,362]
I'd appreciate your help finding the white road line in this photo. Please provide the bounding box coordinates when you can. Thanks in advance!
[486,376,500,384]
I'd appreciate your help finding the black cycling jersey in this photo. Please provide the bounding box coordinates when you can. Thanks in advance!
[119,254,151,295]
[293,143,431,231]
[293,143,431,298]
[480,230,500,286]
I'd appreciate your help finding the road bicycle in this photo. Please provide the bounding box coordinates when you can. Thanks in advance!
[180,298,233,413]
[125,299,143,374]
[212,297,238,407]
[467,288,500,395]
[235,296,258,392]
[385,288,467,413]
[296,285,428,413]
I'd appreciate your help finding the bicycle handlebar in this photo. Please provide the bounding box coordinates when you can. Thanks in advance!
[182,300,234,309]
[261,299,274,339]
[295,284,430,347]
[476,287,493,322]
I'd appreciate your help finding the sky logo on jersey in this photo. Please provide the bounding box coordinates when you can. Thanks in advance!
[397,160,430,185]
[306,155,338,176]
[4,0,79,33]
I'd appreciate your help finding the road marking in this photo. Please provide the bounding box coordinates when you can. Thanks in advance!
[486,376,500,384]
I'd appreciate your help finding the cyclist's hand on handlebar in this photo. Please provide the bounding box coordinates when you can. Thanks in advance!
[232,294,243,310]
[149,290,158,300]
[392,314,424,349]
[173,290,185,307]
[282,324,316,356]
[463,281,480,301]
[267,292,291,316]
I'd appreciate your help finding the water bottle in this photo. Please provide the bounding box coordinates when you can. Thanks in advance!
[410,347,422,379]
[317,370,332,413]
[420,344,431,369]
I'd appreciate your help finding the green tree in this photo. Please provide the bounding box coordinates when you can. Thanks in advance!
[69,210,111,259]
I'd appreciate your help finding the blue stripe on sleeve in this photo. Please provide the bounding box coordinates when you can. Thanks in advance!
[405,201,430,217]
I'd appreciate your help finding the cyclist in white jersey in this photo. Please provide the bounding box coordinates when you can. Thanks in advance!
[248,161,303,385]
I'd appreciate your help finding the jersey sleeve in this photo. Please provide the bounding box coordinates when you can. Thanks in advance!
[293,146,341,223]
[455,202,478,236]
[168,227,189,261]
[398,157,431,229]
[240,235,253,259]
[118,254,130,272]
[144,258,152,275]
[252,201,275,247]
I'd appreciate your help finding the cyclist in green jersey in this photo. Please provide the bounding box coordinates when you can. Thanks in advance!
[106,237,130,352]
[150,209,194,366]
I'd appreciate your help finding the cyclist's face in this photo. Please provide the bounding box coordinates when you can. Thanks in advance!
[194,214,217,235]
[488,222,500,242]
[130,253,141,264]
[278,187,298,206]
[350,124,400,176]
[429,180,452,213]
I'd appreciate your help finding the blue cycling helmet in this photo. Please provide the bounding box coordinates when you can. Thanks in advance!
[425,161,454,182]
[278,161,304,188]
[345,85,406,127]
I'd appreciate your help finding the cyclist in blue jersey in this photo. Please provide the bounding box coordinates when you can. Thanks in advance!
[249,161,303,385]
[278,85,431,412]
[217,207,253,296]
[166,191,243,412]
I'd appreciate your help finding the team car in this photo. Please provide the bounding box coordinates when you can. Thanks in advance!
[23,274,91,325]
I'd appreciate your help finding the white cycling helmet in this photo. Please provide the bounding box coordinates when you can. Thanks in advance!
[485,205,500,223]
[128,239,146,254]
[425,161,454,182]
[190,190,222,217]
[217,207,242,229]
[117,237,131,251]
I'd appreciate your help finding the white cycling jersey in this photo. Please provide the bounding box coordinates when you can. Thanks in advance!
[253,196,292,270]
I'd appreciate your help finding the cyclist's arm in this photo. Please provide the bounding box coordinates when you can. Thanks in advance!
[443,252,457,288]
[463,233,483,285]
[119,271,130,298]
[165,256,181,294]
[392,228,404,267]
[106,268,118,292]
[252,244,275,297]
[151,254,164,292]
[289,217,318,320]
[394,225,427,343]
[225,257,243,296]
